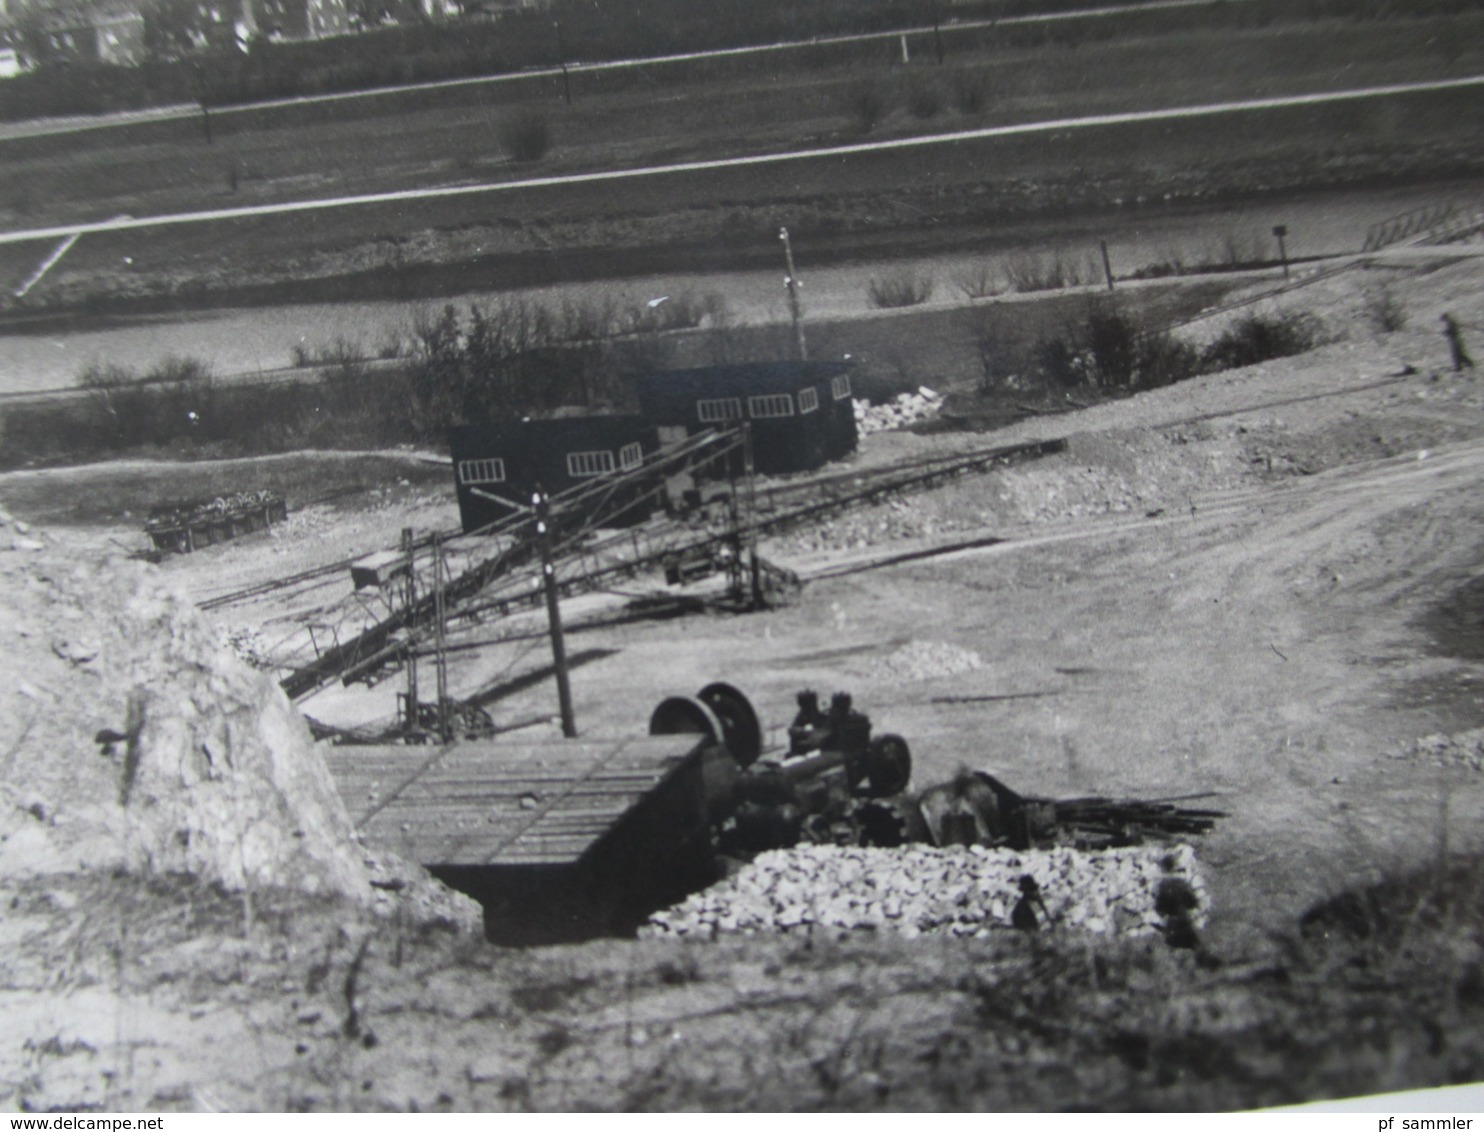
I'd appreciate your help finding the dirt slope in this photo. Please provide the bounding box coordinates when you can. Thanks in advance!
[1,253,1483,1111]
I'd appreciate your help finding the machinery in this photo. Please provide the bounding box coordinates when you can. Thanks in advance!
[144,489,287,557]
[648,684,1224,860]
[649,683,916,855]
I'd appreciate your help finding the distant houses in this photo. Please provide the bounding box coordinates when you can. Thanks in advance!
[254,0,347,41]
[0,0,549,68]
[29,2,146,65]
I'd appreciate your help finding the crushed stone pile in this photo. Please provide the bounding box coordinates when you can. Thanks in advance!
[866,639,985,682]
[1393,729,1484,772]
[854,386,944,436]
[778,495,976,554]
[644,842,1208,940]
[144,489,284,533]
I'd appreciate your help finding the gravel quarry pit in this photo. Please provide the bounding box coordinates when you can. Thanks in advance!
[1,255,1484,1109]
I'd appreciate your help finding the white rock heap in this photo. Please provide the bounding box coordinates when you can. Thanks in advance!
[645,842,1207,941]
[854,386,945,436]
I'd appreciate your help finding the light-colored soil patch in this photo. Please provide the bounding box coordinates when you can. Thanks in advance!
[3,253,1484,1111]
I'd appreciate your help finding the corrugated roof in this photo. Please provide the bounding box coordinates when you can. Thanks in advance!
[324,733,705,867]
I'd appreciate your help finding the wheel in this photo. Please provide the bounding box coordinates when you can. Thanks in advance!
[648,695,725,750]
[697,682,763,768]
[863,734,912,798]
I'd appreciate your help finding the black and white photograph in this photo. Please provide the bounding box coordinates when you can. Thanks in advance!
[1,0,1483,1113]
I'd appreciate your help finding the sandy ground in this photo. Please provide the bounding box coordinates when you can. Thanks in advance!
[3,249,1484,1110]
[6,250,1479,946]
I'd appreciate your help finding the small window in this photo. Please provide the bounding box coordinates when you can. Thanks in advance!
[566,450,616,478]
[619,441,643,470]
[831,373,852,401]
[458,458,506,485]
[748,393,794,419]
[696,397,742,423]
[798,387,820,414]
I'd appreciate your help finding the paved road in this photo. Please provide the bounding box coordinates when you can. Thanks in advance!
[2,73,1481,247]
[0,0,1255,143]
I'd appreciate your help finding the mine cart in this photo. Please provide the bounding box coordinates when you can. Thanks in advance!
[144,490,287,556]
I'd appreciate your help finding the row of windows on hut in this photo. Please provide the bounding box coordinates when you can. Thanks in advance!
[447,361,858,533]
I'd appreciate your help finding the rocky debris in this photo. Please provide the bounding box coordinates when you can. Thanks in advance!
[1393,729,1484,772]
[0,530,480,929]
[854,386,944,436]
[224,625,278,671]
[865,639,984,682]
[144,490,285,535]
[644,842,1208,941]
[779,495,974,554]
[5,509,45,552]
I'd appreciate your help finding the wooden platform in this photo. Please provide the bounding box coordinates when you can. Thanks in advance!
[324,733,709,870]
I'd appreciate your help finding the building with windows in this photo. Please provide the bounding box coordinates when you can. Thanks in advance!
[254,0,347,39]
[446,362,859,535]
[448,415,658,534]
[31,2,145,65]
[634,360,857,477]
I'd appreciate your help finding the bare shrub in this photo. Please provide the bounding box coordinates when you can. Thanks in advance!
[1127,258,1186,281]
[498,109,550,163]
[1083,303,1202,392]
[77,361,139,390]
[1363,285,1408,333]
[845,79,891,133]
[76,354,216,452]
[976,332,1022,394]
[1032,335,1085,390]
[557,296,620,342]
[376,333,406,361]
[867,271,935,309]
[954,263,999,301]
[1084,302,1138,390]
[148,355,214,387]
[1200,311,1327,372]
[1220,229,1269,268]
[1135,331,1202,391]
[1003,251,1092,294]
[292,336,366,369]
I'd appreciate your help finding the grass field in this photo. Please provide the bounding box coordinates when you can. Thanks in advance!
[1,8,1483,314]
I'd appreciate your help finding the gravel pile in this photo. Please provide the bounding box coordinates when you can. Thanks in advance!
[854,386,944,436]
[865,639,984,681]
[1393,729,1484,772]
[644,843,1208,940]
[779,496,976,554]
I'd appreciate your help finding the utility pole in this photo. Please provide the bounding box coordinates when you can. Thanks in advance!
[554,18,572,105]
[401,527,419,734]
[780,227,808,362]
[1272,224,1290,280]
[432,531,450,743]
[930,0,944,64]
[1100,240,1116,291]
[743,423,762,608]
[534,488,576,738]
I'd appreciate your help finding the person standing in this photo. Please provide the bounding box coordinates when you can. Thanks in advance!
[1442,313,1475,373]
